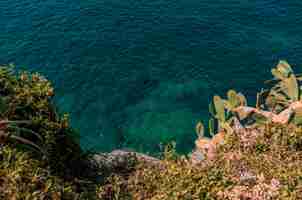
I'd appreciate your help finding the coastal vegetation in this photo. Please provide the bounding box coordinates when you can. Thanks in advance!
[99,60,302,199]
[0,65,98,199]
[1,61,302,199]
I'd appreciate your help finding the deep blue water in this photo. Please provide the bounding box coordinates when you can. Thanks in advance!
[1,0,302,154]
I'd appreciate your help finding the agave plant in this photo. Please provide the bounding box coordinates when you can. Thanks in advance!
[0,120,45,154]
[0,87,44,154]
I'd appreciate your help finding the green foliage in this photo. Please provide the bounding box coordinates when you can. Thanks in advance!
[225,90,246,111]
[213,95,226,122]
[0,145,96,199]
[4,60,302,199]
[265,60,299,111]
[0,65,87,176]
[99,155,233,200]
[208,118,215,137]
[0,65,99,199]
[261,61,302,126]
[195,121,204,139]
[98,60,302,199]
[206,90,247,135]
[208,96,226,133]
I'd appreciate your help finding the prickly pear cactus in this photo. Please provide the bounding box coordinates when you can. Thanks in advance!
[226,90,239,110]
[213,95,226,122]
[195,122,204,139]
[267,60,299,111]
[237,92,247,106]
[208,118,215,137]
[276,60,293,77]
[209,101,216,117]
[224,90,247,111]
[219,122,233,135]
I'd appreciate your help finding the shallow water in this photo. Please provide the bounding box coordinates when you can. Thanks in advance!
[1,0,302,154]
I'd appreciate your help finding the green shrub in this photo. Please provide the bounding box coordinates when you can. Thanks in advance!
[0,65,99,199]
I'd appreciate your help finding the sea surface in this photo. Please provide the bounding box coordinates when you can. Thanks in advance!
[1,0,302,154]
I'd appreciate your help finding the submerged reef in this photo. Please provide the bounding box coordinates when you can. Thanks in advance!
[1,61,302,199]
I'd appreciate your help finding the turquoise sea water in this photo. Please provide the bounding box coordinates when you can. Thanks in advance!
[1,0,302,154]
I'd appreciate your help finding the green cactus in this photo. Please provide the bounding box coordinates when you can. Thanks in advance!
[213,95,226,122]
[197,94,232,138]
[257,60,302,126]
[271,68,285,80]
[210,94,237,134]
[208,118,215,137]
[195,121,204,139]
[237,93,247,106]
[195,118,219,139]
[224,90,247,111]
[209,101,216,117]
[220,122,233,135]
[227,90,239,110]
[287,74,299,101]
[266,60,300,111]
[277,60,293,77]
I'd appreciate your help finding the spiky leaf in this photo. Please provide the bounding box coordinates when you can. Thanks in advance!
[209,102,216,117]
[213,95,225,122]
[208,118,215,137]
[195,122,204,139]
